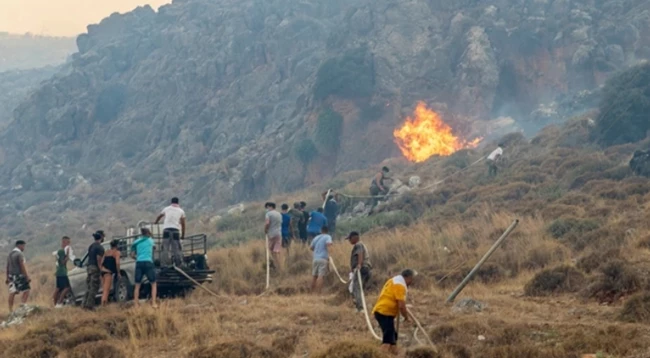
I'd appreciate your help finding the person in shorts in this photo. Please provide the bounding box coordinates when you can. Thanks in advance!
[372,269,416,355]
[264,202,283,271]
[310,226,332,294]
[155,197,186,267]
[52,236,74,307]
[6,240,30,311]
[131,228,158,308]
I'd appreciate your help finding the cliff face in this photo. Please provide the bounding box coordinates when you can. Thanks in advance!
[0,0,648,238]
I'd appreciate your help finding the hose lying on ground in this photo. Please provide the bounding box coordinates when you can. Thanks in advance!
[173,266,222,298]
[328,257,438,350]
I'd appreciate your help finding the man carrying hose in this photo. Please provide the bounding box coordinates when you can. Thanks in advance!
[372,269,416,355]
[346,231,372,313]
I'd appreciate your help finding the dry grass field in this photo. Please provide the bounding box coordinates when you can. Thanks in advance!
[3,118,650,357]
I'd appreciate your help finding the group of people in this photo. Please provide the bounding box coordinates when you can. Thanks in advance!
[306,221,416,355]
[263,193,339,270]
[6,197,189,312]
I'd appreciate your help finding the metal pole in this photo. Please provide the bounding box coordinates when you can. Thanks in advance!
[446,219,519,303]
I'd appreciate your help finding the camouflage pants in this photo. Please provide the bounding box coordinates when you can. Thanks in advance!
[352,267,372,311]
[82,265,100,309]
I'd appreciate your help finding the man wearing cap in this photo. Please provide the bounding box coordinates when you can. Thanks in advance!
[6,240,30,311]
[372,269,416,355]
[347,231,372,312]
[83,231,105,310]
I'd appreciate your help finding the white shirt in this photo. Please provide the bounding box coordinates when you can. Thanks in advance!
[161,204,186,230]
[487,147,503,161]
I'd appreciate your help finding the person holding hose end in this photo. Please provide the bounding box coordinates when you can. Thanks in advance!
[372,269,416,355]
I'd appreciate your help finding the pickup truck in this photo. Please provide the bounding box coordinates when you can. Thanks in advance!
[63,223,214,305]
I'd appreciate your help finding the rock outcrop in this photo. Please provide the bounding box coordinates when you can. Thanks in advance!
[0,0,648,241]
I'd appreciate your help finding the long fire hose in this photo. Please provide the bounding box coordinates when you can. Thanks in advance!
[329,256,437,350]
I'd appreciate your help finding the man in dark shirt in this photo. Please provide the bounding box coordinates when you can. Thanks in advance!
[82,230,105,310]
[299,202,309,244]
[347,231,372,312]
[322,192,339,239]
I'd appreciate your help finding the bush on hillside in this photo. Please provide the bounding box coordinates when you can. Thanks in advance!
[619,292,650,323]
[313,46,375,100]
[595,62,650,146]
[524,266,585,296]
[336,210,412,236]
[547,217,599,244]
[69,341,126,358]
[189,341,283,358]
[314,108,344,153]
[584,260,641,303]
[313,341,385,358]
[294,138,318,164]
[576,249,620,274]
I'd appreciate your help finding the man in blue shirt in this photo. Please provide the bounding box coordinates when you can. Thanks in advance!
[310,226,332,294]
[307,208,328,243]
[131,228,158,308]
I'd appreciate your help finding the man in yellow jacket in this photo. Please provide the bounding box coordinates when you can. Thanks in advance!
[372,269,416,354]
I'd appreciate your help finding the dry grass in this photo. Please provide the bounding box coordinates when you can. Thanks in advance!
[4,118,650,356]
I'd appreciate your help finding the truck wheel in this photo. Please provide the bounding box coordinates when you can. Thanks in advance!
[115,275,133,303]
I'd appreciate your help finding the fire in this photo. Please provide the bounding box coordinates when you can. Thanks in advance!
[393,102,481,163]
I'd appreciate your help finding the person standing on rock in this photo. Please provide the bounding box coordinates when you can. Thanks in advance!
[52,236,74,308]
[299,202,309,244]
[307,207,328,243]
[347,231,372,313]
[264,202,283,271]
[83,231,105,310]
[487,143,504,177]
[369,167,390,212]
[372,269,416,355]
[310,226,333,294]
[322,192,339,240]
[155,197,186,267]
[6,240,30,312]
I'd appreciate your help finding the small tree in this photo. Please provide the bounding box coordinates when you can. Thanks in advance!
[595,63,650,146]
[294,138,318,164]
[313,46,375,100]
[314,108,344,153]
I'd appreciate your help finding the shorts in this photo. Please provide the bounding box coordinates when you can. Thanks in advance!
[268,235,282,253]
[8,274,30,294]
[312,259,329,277]
[135,261,156,284]
[282,235,291,248]
[56,276,71,289]
[163,228,180,240]
[374,312,398,345]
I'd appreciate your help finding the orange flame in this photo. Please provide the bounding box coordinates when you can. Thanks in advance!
[393,102,481,163]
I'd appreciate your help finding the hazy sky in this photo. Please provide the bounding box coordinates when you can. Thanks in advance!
[0,0,171,36]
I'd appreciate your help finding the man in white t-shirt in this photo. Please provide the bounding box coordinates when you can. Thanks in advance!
[155,197,186,267]
[487,143,504,177]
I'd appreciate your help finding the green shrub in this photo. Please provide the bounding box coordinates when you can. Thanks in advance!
[595,63,650,146]
[314,108,343,153]
[294,139,318,164]
[619,292,650,323]
[336,211,412,236]
[313,47,375,100]
[524,265,585,296]
[359,103,384,123]
[547,218,599,239]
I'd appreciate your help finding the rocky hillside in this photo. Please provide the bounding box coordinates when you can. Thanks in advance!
[0,33,74,71]
[0,66,63,128]
[0,0,649,243]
